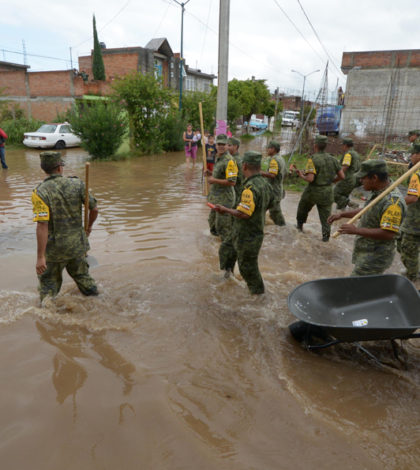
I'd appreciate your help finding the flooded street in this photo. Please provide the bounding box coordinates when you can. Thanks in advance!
[1,142,419,470]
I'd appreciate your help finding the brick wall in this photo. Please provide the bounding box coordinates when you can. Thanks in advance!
[30,99,74,122]
[28,71,74,97]
[0,70,27,96]
[342,49,420,72]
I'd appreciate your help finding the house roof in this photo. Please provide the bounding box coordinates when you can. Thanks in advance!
[0,61,30,70]
[145,38,173,58]
[185,66,216,80]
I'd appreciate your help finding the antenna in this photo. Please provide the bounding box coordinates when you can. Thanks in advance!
[22,39,27,66]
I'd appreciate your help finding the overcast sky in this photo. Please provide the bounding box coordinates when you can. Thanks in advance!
[2,0,420,98]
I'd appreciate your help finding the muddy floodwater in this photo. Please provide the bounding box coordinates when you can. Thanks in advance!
[1,141,419,470]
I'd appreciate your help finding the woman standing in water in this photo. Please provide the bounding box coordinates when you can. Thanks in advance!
[183,124,197,167]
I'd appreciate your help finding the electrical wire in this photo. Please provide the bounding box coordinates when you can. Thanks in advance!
[0,48,69,64]
[295,0,342,75]
[71,0,132,48]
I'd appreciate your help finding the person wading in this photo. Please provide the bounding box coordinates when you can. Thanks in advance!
[261,140,287,226]
[213,151,273,294]
[206,134,238,238]
[333,137,361,210]
[293,135,345,241]
[328,159,406,276]
[32,151,99,301]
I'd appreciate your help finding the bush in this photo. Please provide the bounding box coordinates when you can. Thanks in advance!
[1,118,44,145]
[112,72,176,154]
[160,111,186,152]
[68,101,127,159]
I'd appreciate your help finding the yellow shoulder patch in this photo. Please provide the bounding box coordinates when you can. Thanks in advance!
[226,158,238,180]
[32,190,50,222]
[380,201,402,232]
[342,152,352,166]
[268,158,279,175]
[237,187,255,216]
[305,158,316,174]
[407,173,420,197]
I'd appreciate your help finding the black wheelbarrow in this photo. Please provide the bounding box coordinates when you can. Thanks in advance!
[288,274,420,364]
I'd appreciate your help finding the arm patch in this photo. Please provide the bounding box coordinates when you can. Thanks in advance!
[380,200,402,232]
[269,158,279,175]
[407,173,420,197]
[237,187,255,216]
[305,158,316,174]
[226,159,238,180]
[342,152,352,166]
[32,190,50,222]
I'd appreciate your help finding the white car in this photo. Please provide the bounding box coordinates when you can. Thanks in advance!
[23,123,81,149]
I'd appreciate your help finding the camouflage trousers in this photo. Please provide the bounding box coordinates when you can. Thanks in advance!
[208,211,232,238]
[221,234,265,295]
[397,232,420,281]
[38,257,98,300]
[351,243,395,276]
[268,196,286,226]
[296,186,333,239]
[334,177,356,210]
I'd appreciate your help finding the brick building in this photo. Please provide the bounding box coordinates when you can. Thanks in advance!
[340,49,420,137]
[0,38,215,122]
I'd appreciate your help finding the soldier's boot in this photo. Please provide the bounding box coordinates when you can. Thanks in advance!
[223,268,233,279]
[296,221,304,232]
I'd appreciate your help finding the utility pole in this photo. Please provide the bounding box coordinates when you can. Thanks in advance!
[172,0,191,111]
[215,0,230,135]
[69,47,73,69]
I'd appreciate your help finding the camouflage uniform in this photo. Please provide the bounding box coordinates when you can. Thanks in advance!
[222,152,273,294]
[230,151,243,205]
[296,151,342,240]
[208,151,238,265]
[334,148,361,209]
[266,152,287,226]
[398,168,420,280]
[32,172,98,299]
[352,187,406,276]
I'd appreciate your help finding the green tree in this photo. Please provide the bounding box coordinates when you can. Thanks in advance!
[227,78,272,130]
[181,90,216,132]
[92,15,105,81]
[112,71,176,154]
[68,100,126,159]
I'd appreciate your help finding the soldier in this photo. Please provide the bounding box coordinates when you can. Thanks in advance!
[206,134,238,254]
[32,151,99,301]
[398,142,420,282]
[261,140,287,226]
[408,130,420,143]
[333,137,361,209]
[294,135,345,241]
[328,159,406,276]
[214,151,273,294]
[227,136,243,205]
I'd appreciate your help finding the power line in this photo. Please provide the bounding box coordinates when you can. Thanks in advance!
[295,0,342,75]
[0,48,69,64]
[71,0,132,48]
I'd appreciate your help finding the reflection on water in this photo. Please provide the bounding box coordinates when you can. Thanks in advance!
[0,145,418,469]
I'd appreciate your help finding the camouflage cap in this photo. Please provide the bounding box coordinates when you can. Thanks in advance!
[410,140,420,154]
[268,140,280,151]
[40,151,64,169]
[216,134,228,144]
[355,159,387,179]
[342,137,353,146]
[315,135,328,145]
[228,136,240,147]
[242,151,262,165]
[408,130,420,136]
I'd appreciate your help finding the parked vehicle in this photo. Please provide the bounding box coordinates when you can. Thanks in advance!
[316,105,342,136]
[23,123,81,149]
[282,110,300,127]
[249,118,268,131]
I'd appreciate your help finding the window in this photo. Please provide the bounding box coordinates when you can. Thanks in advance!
[37,124,57,133]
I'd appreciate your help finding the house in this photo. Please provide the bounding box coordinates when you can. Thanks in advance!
[0,38,216,122]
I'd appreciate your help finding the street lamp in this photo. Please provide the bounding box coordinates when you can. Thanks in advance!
[172,0,191,111]
[291,68,320,129]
